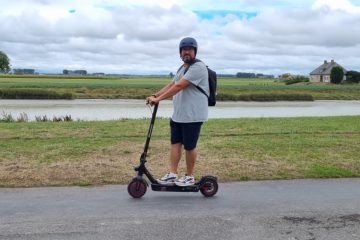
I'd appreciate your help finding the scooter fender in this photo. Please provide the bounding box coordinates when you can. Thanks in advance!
[131,176,149,187]
[197,175,218,187]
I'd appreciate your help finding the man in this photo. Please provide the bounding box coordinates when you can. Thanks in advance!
[146,37,209,187]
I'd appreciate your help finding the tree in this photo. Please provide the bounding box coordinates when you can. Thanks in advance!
[74,70,87,75]
[330,66,344,84]
[0,51,10,73]
[346,71,360,83]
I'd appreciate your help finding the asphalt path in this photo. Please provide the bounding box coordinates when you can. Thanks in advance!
[0,178,359,240]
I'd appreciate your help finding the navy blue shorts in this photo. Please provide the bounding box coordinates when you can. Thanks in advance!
[170,119,203,151]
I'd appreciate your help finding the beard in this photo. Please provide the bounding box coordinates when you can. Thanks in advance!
[181,54,195,63]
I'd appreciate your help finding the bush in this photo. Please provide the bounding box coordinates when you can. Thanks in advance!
[279,73,293,81]
[285,75,310,85]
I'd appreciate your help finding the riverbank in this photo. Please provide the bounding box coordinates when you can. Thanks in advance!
[1,75,360,100]
[0,116,359,187]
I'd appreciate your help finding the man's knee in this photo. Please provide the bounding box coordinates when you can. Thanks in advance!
[184,145,197,151]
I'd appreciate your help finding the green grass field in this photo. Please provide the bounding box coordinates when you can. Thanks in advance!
[0,116,359,187]
[1,75,360,100]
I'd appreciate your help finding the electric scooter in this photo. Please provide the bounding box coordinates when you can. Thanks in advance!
[127,103,218,198]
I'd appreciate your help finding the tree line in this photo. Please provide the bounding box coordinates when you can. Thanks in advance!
[236,72,274,78]
[1,50,360,83]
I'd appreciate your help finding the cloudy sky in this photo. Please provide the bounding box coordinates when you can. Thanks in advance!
[1,0,360,75]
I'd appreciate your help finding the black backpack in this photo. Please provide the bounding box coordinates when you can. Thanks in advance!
[181,59,217,106]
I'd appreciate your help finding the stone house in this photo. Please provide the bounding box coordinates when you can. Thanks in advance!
[310,60,347,83]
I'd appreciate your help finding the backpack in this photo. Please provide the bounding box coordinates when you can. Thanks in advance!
[181,59,217,106]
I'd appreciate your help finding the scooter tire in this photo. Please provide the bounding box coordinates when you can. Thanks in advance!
[128,179,147,198]
[200,179,218,197]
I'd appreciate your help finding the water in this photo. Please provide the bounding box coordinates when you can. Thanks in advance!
[1,99,360,121]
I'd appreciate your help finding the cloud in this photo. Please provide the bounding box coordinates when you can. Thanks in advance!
[211,1,360,73]
[0,3,196,42]
[112,5,197,41]
[1,0,360,75]
[222,8,360,48]
[312,0,360,13]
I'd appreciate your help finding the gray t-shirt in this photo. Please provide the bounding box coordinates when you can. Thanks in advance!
[172,61,209,123]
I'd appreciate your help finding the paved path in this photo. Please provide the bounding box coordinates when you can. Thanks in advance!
[1,178,359,240]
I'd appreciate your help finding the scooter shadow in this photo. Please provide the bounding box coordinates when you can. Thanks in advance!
[127,192,220,203]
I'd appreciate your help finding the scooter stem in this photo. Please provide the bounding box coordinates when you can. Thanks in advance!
[141,103,159,162]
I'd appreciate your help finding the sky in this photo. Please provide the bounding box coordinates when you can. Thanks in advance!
[1,0,360,75]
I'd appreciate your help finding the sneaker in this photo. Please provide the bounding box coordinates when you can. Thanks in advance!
[157,172,178,185]
[175,175,195,186]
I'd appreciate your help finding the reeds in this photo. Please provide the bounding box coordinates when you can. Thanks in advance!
[0,111,73,122]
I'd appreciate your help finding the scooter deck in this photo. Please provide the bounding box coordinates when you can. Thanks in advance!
[151,183,200,192]
[150,175,217,192]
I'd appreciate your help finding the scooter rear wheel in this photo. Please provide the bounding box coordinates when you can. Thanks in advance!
[128,179,147,198]
[200,179,218,197]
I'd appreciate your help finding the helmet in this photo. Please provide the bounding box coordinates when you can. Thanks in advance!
[179,37,198,54]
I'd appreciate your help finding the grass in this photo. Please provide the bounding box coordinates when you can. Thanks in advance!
[0,115,359,187]
[305,164,358,178]
[1,75,360,100]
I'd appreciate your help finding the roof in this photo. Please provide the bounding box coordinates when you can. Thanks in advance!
[310,60,347,75]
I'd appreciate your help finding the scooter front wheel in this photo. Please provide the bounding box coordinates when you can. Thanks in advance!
[200,178,218,197]
[128,179,147,198]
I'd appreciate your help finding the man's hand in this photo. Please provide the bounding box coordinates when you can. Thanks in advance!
[146,95,159,106]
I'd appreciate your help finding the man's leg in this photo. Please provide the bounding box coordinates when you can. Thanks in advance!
[185,148,197,176]
[174,122,202,186]
[183,122,202,176]
[170,143,182,173]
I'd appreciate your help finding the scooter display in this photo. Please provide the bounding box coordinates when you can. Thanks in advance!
[127,103,218,198]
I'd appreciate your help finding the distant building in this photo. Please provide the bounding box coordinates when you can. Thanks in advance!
[310,60,346,83]
[92,72,105,76]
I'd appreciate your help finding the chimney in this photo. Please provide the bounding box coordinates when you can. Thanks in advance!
[324,60,328,64]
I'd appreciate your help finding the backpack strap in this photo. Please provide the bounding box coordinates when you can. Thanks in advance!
[176,65,183,74]
[195,85,209,98]
[175,59,209,98]
[183,59,201,75]
[182,59,209,98]
[176,59,200,74]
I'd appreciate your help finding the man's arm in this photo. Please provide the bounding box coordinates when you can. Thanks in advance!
[147,79,190,104]
[153,82,174,98]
